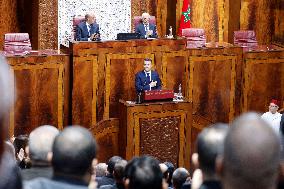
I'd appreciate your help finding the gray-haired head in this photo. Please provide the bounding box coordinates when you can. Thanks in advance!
[222,112,281,189]
[29,125,59,164]
[95,163,107,177]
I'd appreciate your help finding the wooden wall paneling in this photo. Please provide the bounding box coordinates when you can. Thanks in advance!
[274,0,284,44]
[72,56,98,128]
[242,50,284,112]
[157,0,168,37]
[0,0,20,49]
[176,0,183,34]
[104,53,155,119]
[188,55,237,123]
[240,0,275,44]
[191,0,219,42]
[161,51,190,95]
[224,0,241,43]
[7,55,69,136]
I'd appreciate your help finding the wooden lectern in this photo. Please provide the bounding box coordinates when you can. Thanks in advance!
[119,99,192,169]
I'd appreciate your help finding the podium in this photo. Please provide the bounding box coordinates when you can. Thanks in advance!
[119,99,192,169]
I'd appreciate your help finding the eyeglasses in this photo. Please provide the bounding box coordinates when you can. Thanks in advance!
[269,105,278,108]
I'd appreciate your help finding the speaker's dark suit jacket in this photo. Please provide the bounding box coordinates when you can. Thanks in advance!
[135,70,161,92]
[76,21,100,41]
[135,23,158,38]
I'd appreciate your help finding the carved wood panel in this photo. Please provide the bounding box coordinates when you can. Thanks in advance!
[161,51,190,95]
[242,52,284,112]
[72,56,98,128]
[7,55,69,136]
[139,115,181,167]
[189,55,237,123]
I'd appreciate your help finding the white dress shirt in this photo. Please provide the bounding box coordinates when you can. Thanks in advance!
[261,111,282,134]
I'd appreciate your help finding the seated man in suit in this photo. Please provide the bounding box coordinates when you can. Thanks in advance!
[135,12,158,39]
[135,58,161,93]
[76,13,100,41]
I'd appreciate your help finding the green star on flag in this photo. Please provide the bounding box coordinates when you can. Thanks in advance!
[182,6,191,23]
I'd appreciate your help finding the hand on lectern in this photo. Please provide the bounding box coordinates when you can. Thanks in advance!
[149,81,157,87]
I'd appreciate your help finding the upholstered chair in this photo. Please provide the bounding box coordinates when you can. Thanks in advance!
[182,28,206,48]
[234,30,258,47]
[4,33,32,52]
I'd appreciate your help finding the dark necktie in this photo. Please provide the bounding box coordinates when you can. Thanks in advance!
[146,73,150,83]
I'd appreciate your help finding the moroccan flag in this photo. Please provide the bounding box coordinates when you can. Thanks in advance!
[178,0,191,36]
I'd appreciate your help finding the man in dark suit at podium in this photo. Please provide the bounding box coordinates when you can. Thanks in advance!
[135,12,157,39]
[135,58,161,93]
[76,13,100,41]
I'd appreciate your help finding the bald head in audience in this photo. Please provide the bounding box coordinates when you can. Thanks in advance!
[29,125,59,165]
[52,126,97,182]
[218,113,281,189]
[0,56,13,156]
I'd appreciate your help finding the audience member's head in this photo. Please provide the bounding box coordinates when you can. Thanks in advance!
[0,56,14,157]
[13,134,30,168]
[124,156,164,189]
[52,126,97,182]
[219,112,281,189]
[95,163,107,177]
[29,125,59,165]
[278,133,284,189]
[113,159,127,182]
[164,161,174,187]
[193,123,228,179]
[107,156,123,176]
[159,163,169,180]
[172,168,190,189]
[269,99,279,114]
[4,141,16,160]
[141,12,150,24]
[85,12,96,25]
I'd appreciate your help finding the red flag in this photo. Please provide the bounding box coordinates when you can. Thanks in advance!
[178,0,191,36]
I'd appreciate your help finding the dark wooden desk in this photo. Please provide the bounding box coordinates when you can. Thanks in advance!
[71,39,187,128]
[242,45,284,112]
[119,99,192,169]
[2,50,70,136]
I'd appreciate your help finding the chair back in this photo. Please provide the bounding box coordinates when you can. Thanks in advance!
[133,16,156,31]
[4,33,32,52]
[182,28,206,48]
[72,16,85,40]
[234,30,258,47]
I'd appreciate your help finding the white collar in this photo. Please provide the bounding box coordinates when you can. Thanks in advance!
[144,70,151,74]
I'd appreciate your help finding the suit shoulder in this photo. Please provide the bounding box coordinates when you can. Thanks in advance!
[77,21,86,28]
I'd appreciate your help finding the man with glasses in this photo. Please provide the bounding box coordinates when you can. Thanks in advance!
[261,99,282,134]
